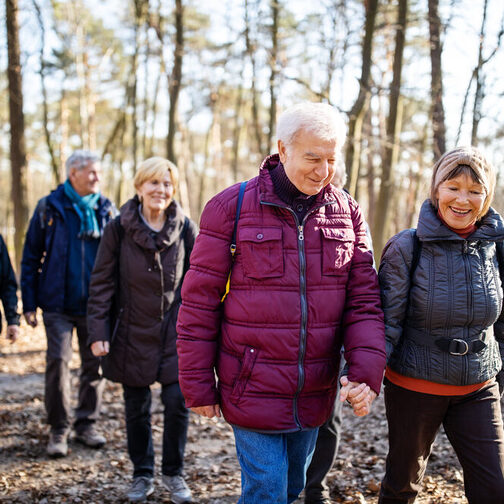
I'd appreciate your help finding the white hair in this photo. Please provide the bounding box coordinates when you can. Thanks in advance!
[276,102,347,150]
[65,150,100,176]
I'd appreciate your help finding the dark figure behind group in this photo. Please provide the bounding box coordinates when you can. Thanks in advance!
[1,102,503,504]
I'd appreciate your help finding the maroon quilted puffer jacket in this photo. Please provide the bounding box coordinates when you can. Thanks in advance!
[176,155,386,432]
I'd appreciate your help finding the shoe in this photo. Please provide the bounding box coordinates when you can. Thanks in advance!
[74,425,106,448]
[162,475,193,504]
[127,476,154,502]
[47,430,68,457]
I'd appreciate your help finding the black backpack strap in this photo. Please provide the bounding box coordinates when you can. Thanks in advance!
[37,196,48,230]
[404,229,421,318]
[181,216,191,274]
[409,229,421,281]
[221,181,248,302]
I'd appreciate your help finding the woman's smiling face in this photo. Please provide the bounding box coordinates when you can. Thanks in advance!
[435,173,486,229]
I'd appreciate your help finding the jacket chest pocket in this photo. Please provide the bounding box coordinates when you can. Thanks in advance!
[321,228,355,275]
[239,226,284,279]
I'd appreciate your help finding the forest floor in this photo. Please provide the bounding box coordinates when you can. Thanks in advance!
[0,324,476,503]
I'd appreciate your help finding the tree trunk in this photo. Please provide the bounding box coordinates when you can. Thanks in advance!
[267,0,279,155]
[373,0,408,261]
[428,0,446,160]
[33,0,61,185]
[59,88,69,181]
[471,0,489,146]
[167,0,184,164]
[5,0,29,273]
[345,0,378,197]
[231,83,245,183]
[244,0,264,157]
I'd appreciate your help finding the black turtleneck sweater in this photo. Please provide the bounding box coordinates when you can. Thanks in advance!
[269,162,317,222]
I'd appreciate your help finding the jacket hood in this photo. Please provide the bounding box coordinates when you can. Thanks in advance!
[258,154,341,207]
[119,196,186,251]
[416,199,504,243]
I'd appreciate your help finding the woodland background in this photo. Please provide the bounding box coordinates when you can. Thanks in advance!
[3,0,504,268]
[2,1,504,502]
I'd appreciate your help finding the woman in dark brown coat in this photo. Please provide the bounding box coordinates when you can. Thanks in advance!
[87,157,197,504]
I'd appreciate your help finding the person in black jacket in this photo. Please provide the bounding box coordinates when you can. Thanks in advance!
[87,157,197,504]
[0,235,20,343]
[378,146,504,503]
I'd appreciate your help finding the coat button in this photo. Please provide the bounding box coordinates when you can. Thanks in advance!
[296,204,303,212]
[256,233,263,240]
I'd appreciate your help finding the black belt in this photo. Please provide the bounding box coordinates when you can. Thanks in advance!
[404,327,492,356]
[434,338,486,356]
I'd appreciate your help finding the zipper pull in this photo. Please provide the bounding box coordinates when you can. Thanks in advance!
[463,241,468,254]
[298,225,304,241]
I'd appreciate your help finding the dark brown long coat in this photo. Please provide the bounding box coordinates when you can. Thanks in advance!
[87,196,197,387]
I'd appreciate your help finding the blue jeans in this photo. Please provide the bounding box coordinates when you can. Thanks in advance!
[232,426,319,504]
[123,382,189,478]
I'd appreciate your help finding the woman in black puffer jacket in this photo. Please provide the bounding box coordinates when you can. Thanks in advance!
[378,146,504,504]
[87,157,197,504]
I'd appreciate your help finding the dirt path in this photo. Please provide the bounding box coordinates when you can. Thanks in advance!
[1,325,471,503]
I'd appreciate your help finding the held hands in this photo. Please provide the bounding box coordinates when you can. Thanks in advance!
[6,325,19,343]
[24,311,37,328]
[191,404,221,419]
[339,375,377,417]
[90,341,110,357]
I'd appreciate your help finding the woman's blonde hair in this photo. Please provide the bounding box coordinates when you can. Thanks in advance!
[430,146,496,220]
[134,157,179,195]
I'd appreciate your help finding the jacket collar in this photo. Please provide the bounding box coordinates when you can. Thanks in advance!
[416,199,504,242]
[119,196,185,251]
[46,183,114,220]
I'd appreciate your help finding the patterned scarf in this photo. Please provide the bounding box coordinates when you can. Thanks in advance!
[64,179,101,239]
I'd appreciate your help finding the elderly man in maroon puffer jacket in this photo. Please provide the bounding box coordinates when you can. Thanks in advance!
[177,102,386,504]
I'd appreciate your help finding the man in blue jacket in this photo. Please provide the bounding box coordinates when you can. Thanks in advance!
[21,150,116,457]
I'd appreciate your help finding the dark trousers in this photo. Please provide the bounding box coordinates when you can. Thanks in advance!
[123,382,189,478]
[379,379,504,504]
[304,398,343,502]
[43,312,104,433]
[305,358,344,503]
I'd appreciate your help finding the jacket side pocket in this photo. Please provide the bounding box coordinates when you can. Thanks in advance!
[229,346,258,405]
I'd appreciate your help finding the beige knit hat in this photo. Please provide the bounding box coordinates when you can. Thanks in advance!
[430,146,496,219]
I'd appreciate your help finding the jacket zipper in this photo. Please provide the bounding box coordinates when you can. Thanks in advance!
[462,240,471,382]
[261,199,334,429]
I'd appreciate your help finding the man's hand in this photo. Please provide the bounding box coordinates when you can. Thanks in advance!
[24,312,37,328]
[91,341,110,357]
[339,375,377,417]
[191,404,221,419]
[6,325,19,343]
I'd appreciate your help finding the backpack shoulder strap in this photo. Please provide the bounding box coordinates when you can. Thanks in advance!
[229,181,247,257]
[409,229,421,280]
[37,196,49,230]
[221,181,247,302]
[113,215,124,242]
[181,215,191,274]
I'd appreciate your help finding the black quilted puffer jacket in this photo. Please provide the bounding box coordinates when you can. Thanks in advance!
[379,199,504,386]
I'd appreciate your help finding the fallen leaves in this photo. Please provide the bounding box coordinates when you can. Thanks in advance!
[0,325,489,503]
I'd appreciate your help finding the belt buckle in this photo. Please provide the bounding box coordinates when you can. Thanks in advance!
[449,339,469,356]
